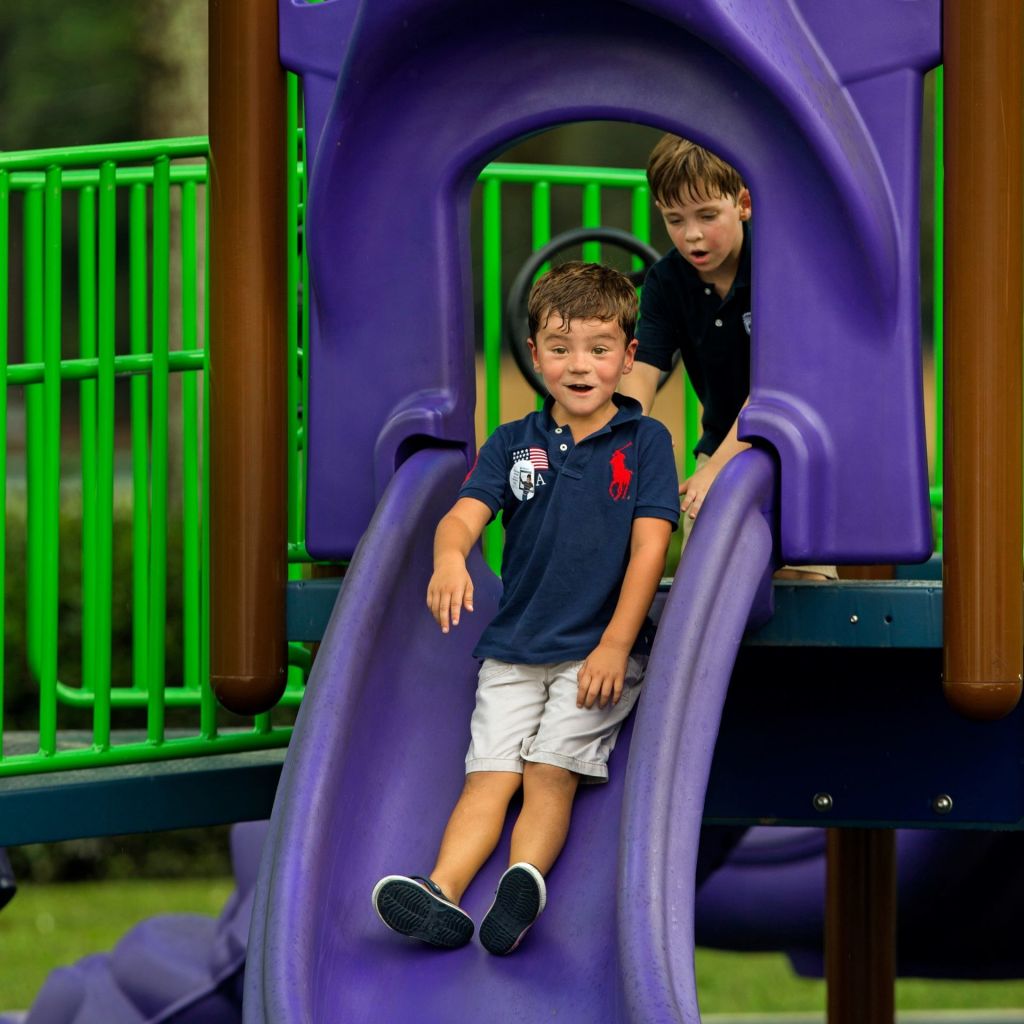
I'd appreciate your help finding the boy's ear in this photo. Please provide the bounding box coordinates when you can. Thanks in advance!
[622,337,639,374]
[527,338,539,371]
[738,187,752,220]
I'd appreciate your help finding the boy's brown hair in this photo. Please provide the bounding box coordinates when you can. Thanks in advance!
[647,133,745,207]
[527,261,637,343]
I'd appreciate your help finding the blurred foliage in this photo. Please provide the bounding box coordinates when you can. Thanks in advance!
[0,3,150,150]
[7,826,232,883]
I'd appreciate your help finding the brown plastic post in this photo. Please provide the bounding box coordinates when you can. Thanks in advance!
[825,829,897,1024]
[208,0,288,715]
[943,0,1023,720]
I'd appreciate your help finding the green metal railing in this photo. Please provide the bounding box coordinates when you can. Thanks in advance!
[0,136,302,777]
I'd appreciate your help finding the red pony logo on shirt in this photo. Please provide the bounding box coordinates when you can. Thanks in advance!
[608,442,633,501]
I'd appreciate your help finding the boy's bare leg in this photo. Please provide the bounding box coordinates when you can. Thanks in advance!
[430,770,522,904]
[508,762,579,874]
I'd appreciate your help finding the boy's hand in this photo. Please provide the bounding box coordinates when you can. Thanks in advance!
[577,642,631,709]
[427,555,475,633]
[680,461,721,521]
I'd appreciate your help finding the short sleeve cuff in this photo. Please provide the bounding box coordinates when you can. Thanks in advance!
[634,506,680,530]
[456,486,502,519]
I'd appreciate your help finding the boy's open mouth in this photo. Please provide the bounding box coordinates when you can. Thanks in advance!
[690,249,708,260]
[567,384,594,393]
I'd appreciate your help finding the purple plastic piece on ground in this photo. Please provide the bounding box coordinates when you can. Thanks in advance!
[0,822,266,1024]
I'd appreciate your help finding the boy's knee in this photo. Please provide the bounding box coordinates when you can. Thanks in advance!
[464,770,522,799]
[522,761,578,794]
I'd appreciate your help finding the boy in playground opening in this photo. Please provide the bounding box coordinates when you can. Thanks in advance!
[372,262,679,954]
[619,133,836,580]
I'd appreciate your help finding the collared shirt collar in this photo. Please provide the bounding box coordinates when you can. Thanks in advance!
[542,392,643,437]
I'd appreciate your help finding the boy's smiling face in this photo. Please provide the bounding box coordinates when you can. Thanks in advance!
[528,315,637,434]
[657,185,751,283]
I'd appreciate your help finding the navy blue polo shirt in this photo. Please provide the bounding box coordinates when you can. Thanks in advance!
[459,395,679,665]
[636,222,751,458]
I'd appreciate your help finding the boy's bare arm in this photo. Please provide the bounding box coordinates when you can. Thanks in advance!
[577,517,673,709]
[617,361,661,415]
[680,401,751,521]
[427,497,493,633]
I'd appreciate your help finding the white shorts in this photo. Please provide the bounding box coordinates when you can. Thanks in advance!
[465,657,645,783]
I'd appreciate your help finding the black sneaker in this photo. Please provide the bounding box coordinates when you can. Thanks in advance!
[372,875,474,949]
[479,862,547,955]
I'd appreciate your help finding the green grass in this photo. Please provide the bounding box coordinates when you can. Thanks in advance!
[1,880,1023,1015]
[696,948,1024,1014]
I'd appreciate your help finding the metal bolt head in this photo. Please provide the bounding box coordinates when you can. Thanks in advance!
[812,792,833,812]
[932,794,953,815]
[849,614,859,624]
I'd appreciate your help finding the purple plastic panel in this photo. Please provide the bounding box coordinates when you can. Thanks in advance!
[282,0,937,562]
[695,826,1024,981]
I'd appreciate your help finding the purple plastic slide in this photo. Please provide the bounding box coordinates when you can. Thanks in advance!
[243,446,776,1023]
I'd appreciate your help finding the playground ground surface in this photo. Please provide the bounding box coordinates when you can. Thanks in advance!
[0,877,1022,1017]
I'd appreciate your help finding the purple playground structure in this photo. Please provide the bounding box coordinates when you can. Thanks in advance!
[249,1,943,1022]
[8,1,1024,1022]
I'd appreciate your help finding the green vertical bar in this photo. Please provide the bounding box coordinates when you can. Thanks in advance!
[78,186,97,697]
[285,72,307,692]
[0,172,8,759]
[582,182,601,263]
[482,179,503,571]
[286,72,302,548]
[148,156,170,744]
[631,185,651,260]
[200,182,216,740]
[932,66,944,552]
[531,181,552,272]
[23,187,43,678]
[181,181,200,693]
[94,161,116,749]
[129,184,150,693]
[40,166,62,756]
[531,182,552,412]
[299,109,311,546]
[683,377,699,480]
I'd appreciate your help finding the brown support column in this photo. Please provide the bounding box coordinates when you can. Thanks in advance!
[943,0,1023,720]
[208,1,288,715]
[825,829,897,1024]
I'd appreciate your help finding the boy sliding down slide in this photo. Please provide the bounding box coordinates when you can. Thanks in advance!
[373,262,679,955]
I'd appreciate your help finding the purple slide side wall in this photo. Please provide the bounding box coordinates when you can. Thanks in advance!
[620,449,776,1022]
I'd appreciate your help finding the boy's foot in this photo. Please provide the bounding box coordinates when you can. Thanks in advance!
[479,862,547,955]
[372,875,474,949]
